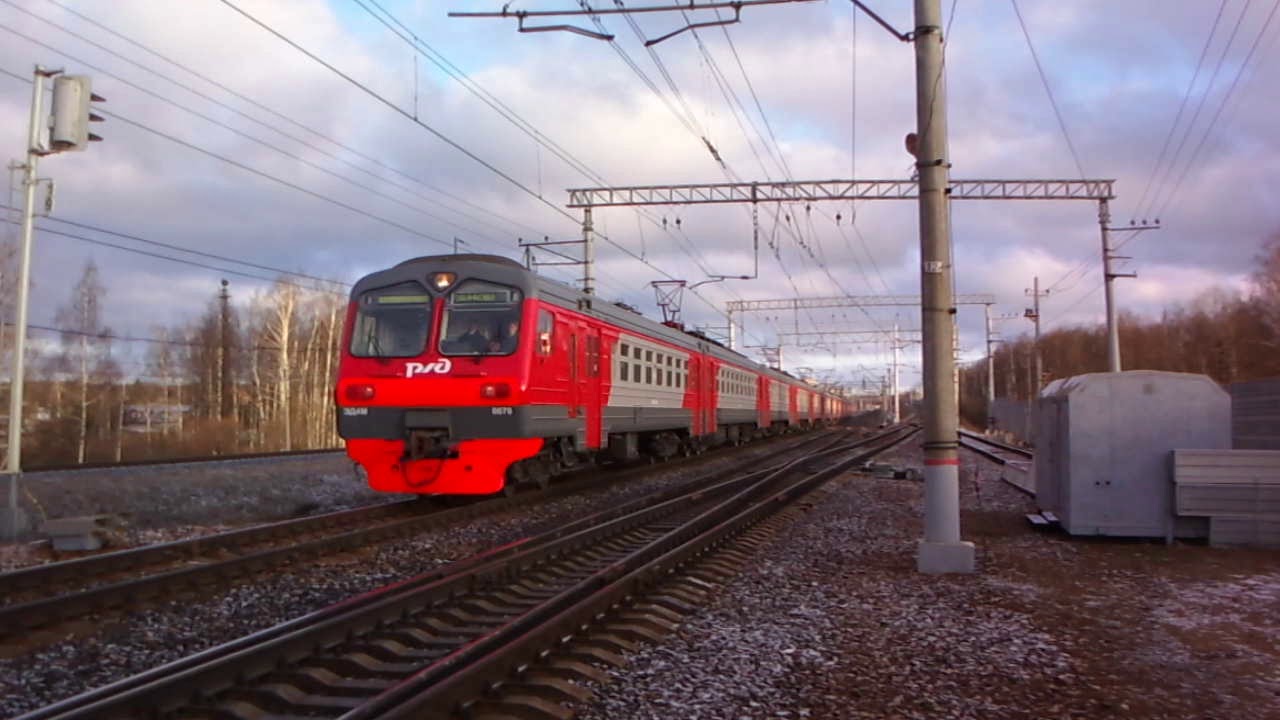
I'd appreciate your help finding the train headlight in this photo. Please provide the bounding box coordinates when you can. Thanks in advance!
[480,382,511,399]
[345,384,376,402]
[431,272,457,291]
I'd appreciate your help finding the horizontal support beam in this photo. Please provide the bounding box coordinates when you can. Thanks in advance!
[778,330,922,343]
[567,178,1115,207]
[727,294,995,313]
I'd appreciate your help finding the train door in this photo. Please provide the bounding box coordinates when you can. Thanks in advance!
[583,328,603,449]
[702,354,717,437]
[567,326,580,420]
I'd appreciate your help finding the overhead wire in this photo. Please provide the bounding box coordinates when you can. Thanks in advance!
[1009,0,1087,179]
[0,19,523,249]
[353,0,731,301]
[0,216,348,295]
[23,0,547,240]
[1130,0,1228,220]
[216,0,744,326]
[0,204,348,289]
[1153,0,1280,219]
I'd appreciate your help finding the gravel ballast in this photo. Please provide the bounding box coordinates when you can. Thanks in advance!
[1,452,389,571]
[577,440,1280,720]
[0,440,806,717]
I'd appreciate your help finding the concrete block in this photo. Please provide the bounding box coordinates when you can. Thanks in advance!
[43,515,112,551]
[0,507,29,538]
[917,540,975,574]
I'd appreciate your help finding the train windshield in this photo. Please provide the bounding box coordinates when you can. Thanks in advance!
[349,282,432,358]
[439,280,523,356]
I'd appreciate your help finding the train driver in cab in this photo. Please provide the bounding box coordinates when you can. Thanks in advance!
[489,317,520,354]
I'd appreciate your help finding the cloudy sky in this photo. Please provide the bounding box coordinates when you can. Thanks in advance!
[0,0,1276,389]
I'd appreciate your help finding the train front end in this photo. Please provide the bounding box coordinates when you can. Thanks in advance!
[335,255,541,495]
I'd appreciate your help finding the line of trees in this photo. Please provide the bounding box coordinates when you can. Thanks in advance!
[2,255,346,468]
[960,238,1280,427]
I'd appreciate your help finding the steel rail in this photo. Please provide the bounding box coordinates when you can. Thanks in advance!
[957,429,1033,460]
[14,427,890,720]
[0,430,826,641]
[26,447,343,473]
[0,498,417,598]
[377,425,920,719]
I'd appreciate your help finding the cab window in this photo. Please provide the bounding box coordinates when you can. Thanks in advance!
[349,282,431,358]
[439,280,523,356]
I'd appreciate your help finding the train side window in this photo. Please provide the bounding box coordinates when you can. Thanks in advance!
[656,352,664,366]
[676,373,682,389]
[645,350,653,363]
[633,346,641,360]
[620,362,629,382]
[621,342,630,357]
[645,366,653,384]
[633,362,641,380]
[666,369,673,386]
[537,309,554,356]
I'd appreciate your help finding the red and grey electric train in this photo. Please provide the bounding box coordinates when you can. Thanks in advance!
[335,254,852,495]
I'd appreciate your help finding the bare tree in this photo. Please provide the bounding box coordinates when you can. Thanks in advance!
[54,261,111,464]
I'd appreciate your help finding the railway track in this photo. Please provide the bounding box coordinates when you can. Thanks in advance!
[0,429,836,644]
[958,429,1035,494]
[16,424,915,720]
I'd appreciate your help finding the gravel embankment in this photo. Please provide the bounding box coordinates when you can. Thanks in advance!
[0,440,805,718]
[578,440,1280,720]
[0,452,392,570]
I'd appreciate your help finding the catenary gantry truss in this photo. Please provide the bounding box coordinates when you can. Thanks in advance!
[726,294,995,313]
[567,179,1115,208]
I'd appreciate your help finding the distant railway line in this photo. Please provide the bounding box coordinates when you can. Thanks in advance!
[958,430,1034,494]
[0,430,835,645]
[27,447,343,473]
[16,424,916,720]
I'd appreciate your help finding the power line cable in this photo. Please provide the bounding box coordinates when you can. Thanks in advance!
[23,0,546,240]
[0,216,346,295]
[354,0,727,296]
[0,204,348,288]
[216,0,738,326]
[1009,0,1087,179]
[0,19,520,249]
[1130,0,1227,220]
[1154,0,1280,219]
[1142,0,1253,218]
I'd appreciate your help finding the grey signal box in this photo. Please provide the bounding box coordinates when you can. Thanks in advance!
[50,75,104,152]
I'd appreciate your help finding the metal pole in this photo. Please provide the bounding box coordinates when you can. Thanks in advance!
[913,0,972,573]
[1032,275,1043,394]
[5,66,50,538]
[581,207,594,295]
[727,308,736,350]
[219,279,233,421]
[891,323,900,423]
[1099,198,1121,372]
[984,303,994,431]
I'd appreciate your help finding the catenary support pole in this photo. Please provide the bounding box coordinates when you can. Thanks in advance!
[891,323,901,424]
[219,279,233,421]
[1099,198,1121,372]
[913,0,973,573]
[984,303,995,430]
[5,66,53,539]
[1031,275,1043,396]
[581,207,595,295]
